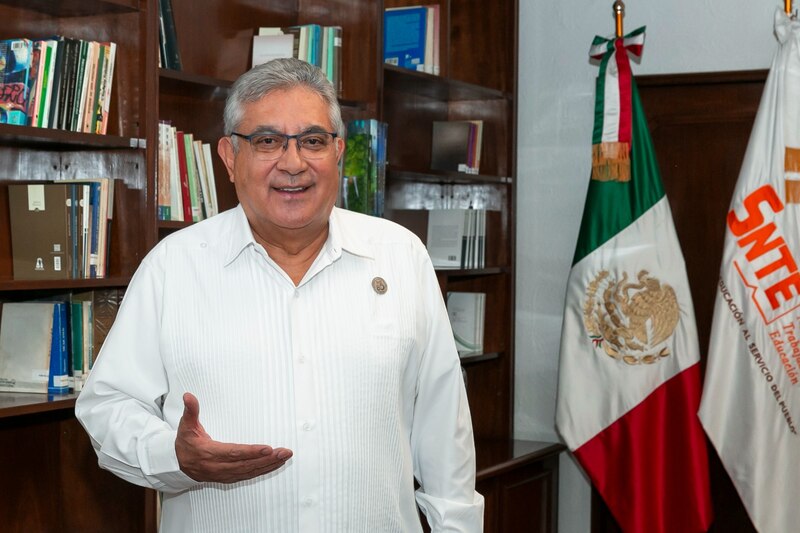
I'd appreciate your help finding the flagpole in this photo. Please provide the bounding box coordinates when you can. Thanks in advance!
[614,0,625,38]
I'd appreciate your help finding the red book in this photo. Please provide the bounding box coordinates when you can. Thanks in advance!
[175,131,192,222]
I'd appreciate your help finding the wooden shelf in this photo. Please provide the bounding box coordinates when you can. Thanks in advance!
[0,124,142,150]
[383,65,511,101]
[476,438,565,480]
[388,167,512,185]
[436,267,509,277]
[0,392,78,419]
[0,276,131,292]
[0,0,138,16]
[460,352,501,365]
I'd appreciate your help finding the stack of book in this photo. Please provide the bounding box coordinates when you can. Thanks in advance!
[426,208,487,269]
[446,292,486,358]
[431,120,484,174]
[8,180,117,280]
[157,122,219,222]
[339,118,388,217]
[252,25,342,94]
[0,36,116,133]
[383,5,440,75]
[0,289,123,394]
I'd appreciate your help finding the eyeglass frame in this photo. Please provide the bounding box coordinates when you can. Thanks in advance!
[230,130,339,160]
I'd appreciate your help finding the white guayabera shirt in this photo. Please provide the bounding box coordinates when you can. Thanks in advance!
[75,205,483,533]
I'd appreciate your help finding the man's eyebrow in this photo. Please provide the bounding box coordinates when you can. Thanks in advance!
[249,125,331,135]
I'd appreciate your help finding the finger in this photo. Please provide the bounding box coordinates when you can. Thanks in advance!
[206,441,281,463]
[181,392,201,428]
[217,452,293,481]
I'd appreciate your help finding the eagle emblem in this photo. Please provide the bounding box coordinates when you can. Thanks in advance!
[583,270,680,365]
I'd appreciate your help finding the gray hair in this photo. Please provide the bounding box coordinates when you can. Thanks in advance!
[223,58,344,146]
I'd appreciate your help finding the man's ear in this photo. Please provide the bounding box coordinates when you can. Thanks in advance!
[335,136,346,164]
[218,136,236,183]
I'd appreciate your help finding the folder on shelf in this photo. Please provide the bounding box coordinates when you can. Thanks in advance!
[8,183,72,280]
[0,301,69,394]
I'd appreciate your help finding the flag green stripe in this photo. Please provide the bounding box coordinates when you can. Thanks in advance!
[573,80,665,265]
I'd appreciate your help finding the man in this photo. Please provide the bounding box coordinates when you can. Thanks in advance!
[75,57,483,532]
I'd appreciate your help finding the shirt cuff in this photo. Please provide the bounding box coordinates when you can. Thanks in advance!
[144,429,201,492]
[416,489,485,533]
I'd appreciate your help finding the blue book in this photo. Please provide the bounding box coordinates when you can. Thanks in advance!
[88,181,101,278]
[383,6,427,71]
[0,38,33,125]
[48,301,70,394]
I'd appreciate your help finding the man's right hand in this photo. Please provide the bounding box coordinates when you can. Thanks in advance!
[175,392,293,483]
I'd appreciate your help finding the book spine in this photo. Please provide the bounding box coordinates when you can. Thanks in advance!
[175,131,193,221]
[0,39,33,125]
[160,0,182,70]
[47,302,70,394]
[97,42,116,135]
[70,301,83,391]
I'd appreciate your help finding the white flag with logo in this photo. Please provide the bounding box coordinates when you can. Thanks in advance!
[700,10,800,532]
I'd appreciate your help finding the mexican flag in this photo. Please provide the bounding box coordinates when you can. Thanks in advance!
[699,10,800,532]
[555,28,714,533]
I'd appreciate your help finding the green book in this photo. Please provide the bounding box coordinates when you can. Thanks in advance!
[183,133,203,221]
[69,300,83,391]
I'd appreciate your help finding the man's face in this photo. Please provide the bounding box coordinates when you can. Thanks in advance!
[218,86,343,239]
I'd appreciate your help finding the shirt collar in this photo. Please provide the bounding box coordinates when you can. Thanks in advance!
[223,205,374,267]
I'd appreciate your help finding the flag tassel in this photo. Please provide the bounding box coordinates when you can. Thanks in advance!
[592,142,631,182]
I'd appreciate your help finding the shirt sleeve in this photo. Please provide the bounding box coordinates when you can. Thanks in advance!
[74,245,199,493]
[411,246,485,532]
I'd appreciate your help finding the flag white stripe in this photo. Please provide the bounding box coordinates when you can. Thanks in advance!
[557,197,700,448]
[601,53,620,142]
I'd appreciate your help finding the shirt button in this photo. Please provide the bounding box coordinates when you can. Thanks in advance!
[293,290,300,299]
[297,355,305,364]
[303,421,313,431]
[303,498,314,507]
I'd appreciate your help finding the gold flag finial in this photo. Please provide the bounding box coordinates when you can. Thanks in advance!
[787,0,792,16]
[614,0,625,38]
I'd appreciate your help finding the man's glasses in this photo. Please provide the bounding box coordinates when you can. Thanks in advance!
[231,131,338,160]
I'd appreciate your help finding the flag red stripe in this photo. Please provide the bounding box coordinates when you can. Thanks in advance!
[615,38,632,144]
[574,363,714,533]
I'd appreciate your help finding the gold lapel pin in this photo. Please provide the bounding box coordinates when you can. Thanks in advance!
[372,276,388,295]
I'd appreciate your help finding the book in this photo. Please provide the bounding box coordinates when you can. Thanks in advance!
[157,121,172,220]
[423,6,434,74]
[426,208,467,268]
[0,302,69,394]
[47,301,70,394]
[38,39,57,128]
[69,300,84,391]
[340,119,387,217]
[159,0,182,70]
[175,130,193,222]
[446,292,486,357]
[95,41,116,134]
[383,6,427,71]
[8,183,72,280]
[431,120,473,173]
[0,38,33,125]
[26,40,43,126]
[182,132,202,221]
[428,4,440,75]
[251,33,295,68]
[168,124,184,221]
[202,143,219,217]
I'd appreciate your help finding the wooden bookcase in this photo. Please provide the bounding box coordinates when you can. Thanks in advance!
[0,1,562,531]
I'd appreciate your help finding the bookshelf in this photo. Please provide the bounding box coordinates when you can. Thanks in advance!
[0,0,561,531]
